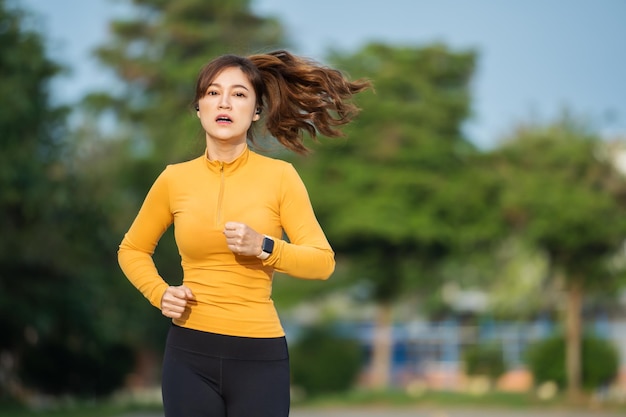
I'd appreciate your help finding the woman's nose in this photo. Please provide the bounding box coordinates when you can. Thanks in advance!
[218,96,231,109]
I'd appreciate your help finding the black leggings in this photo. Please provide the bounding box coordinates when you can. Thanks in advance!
[162,325,290,417]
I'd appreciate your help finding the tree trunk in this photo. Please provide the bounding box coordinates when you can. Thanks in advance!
[565,281,583,401]
[369,301,393,389]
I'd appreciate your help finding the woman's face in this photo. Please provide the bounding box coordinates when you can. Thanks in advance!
[196,66,260,145]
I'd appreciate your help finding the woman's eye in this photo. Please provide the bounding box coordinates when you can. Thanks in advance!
[206,90,218,96]
[234,92,246,97]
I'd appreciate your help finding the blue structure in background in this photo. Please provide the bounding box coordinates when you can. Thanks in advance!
[335,316,622,386]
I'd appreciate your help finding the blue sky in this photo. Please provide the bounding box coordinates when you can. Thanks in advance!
[20,0,626,148]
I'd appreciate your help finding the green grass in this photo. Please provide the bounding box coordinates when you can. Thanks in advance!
[296,389,626,413]
[2,389,625,416]
[300,389,552,408]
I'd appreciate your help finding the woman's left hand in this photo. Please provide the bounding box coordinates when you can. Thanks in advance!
[223,221,264,257]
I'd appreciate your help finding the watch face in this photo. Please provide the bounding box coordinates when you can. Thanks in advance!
[263,237,275,254]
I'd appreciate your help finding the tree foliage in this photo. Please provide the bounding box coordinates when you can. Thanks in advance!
[0,0,137,399]
[487,116,626,323]
[293,43,494,303]
[283,43,507,388]
[488,116,626,398]
[526,333,619,390]
[0,0,67,351]
[492,119,626,287]
[290,324,363,397]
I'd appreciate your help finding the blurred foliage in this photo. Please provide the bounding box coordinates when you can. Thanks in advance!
[482,238,552,319]
[290,324,363,397]
[20,341,134,397]
[463,342,505,379]
[292,43,502,306]
[526,333,619,390]
[287,43,506,387]
[0,0,132,399]
[488,117,626,396]
[490,118,626,290]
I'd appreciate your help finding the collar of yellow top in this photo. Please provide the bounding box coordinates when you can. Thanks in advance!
[203,145,250,174]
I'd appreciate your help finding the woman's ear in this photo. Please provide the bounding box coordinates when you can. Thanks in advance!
[253,108,261,121]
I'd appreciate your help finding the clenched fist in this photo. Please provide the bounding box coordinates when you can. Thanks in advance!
[161,285,195,319]
[223,221,264,257]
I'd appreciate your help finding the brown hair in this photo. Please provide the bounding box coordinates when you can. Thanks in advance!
[193,50,371,154]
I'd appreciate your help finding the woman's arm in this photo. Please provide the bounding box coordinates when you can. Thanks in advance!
[118,169,174,308]
[264,164,335,280]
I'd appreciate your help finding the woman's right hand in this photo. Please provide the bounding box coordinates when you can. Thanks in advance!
[161,285,195,319]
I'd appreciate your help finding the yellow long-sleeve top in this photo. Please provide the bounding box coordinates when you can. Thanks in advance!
[118,146,335,338]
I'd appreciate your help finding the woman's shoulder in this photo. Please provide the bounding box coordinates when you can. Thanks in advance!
[249,150,295,172]
[163,155,205,173]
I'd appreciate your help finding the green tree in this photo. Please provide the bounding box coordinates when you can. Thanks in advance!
[292,43,501,388]
[0,0,66,397]
[0,0,136,399]
[527,333,619,391]
[290,324,363,397]
[490,117,626,400]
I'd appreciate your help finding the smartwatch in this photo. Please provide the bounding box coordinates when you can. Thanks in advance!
[257,235,274,260]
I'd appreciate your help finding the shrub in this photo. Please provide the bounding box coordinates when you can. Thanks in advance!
[20,340,135,397]
[290,324,363,397]
[463,342,506,379]
[525,333,619,390]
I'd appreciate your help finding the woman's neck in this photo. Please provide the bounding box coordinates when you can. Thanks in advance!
[205,140,247,163]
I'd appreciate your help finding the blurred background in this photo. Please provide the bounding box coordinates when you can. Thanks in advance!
[2,0,626,413]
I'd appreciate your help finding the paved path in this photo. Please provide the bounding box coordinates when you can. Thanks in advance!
[121,407,625,417]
